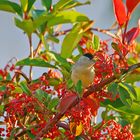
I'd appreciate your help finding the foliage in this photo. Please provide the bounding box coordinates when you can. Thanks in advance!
[0,0,140,139]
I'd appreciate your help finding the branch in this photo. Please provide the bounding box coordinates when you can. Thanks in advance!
[34,62,140,139]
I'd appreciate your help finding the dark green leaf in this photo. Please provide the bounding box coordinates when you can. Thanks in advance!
[16,58,57,69]
[0,0,22,16]
[75,80,83,95]
[102,98,124,108]
[48,98,59,111]
[61,23,83,58]
[122,83,137,99]
[35,89,52,107]
[46,51,71,70]
[92,35,100,50]
[47,10,89,27]
[118,84,132,107]
[27,0,36,12]
[54,0,73,11]
[20,81,31,95]
[41,0,52,11]
[62,1,91,10]
[108,82,118,98]
[67,79,73,89]
[27,131,35,139]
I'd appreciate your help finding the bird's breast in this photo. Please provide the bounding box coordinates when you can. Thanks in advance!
[71,66,95,88]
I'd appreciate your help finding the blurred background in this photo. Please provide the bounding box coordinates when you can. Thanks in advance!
[0,0,140,68]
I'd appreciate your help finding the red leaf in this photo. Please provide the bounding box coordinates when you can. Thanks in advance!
[58,92,78,113]
[126,0,140,14]
[125,27,140,44]
[113,0,127,26]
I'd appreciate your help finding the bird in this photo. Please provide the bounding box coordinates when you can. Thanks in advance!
[71,53,95,88]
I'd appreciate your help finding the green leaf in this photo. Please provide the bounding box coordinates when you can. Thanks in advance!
[27,130,35,139]
[49,78,61,86]
[54,0,73,11]
[125,73,140,83]
[46,51,71,70]
[0,0,22,16]
[48,98,59,111]
[27,0,36,12]
[0,105,4,114]
[32,9,48,33]
[92,35,100,50]
[62,1,91,10]
[16,58,57,69]
[47,10,89,27]
[75,80,83,95]
[67,79,73,89]
[61,23,83,58]
[20,81,31,95]
[108,82,118,98]
[135,87,140,101]
[102,98,124,108]
[41,0,52,11]
[20,0,28,12]
[20,0,35,12]
[14,18,34,35]
[122,83,137,99]
[35,89,52,107]
[118,84,133,107]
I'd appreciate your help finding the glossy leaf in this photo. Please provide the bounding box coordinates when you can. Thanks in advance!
[15,13,52,35]
[0,0,22,16]
[54,0,73,11]
[126,0,140,14]
[75,80,83,95]
[92,35,100,50]
[61,24,83,58]
[113,0,127,26]
[46,51,71,70]
[41,0,52,11]
[27,0,36,12]
[48,98,59,111]
[122,83,137,99]
[27,130,35,139]
[15,18,34,35]
[47,10,89,27]
[20,0,36,12]
[125,27,140,44]
[20,0,28,12]
[125,73,140,83]
[108,82,118,98]
[16,58,57,68]
[118,84,133,107]
[62,1,91,10]
[20,81,31,95]
[35,89,52,107]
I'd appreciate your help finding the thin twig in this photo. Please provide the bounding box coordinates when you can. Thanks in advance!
[28,36,33,81]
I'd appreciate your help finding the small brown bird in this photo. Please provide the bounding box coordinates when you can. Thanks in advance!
[71,53,95,88]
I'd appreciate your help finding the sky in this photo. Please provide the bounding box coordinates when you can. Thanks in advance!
[0,0,139,70]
